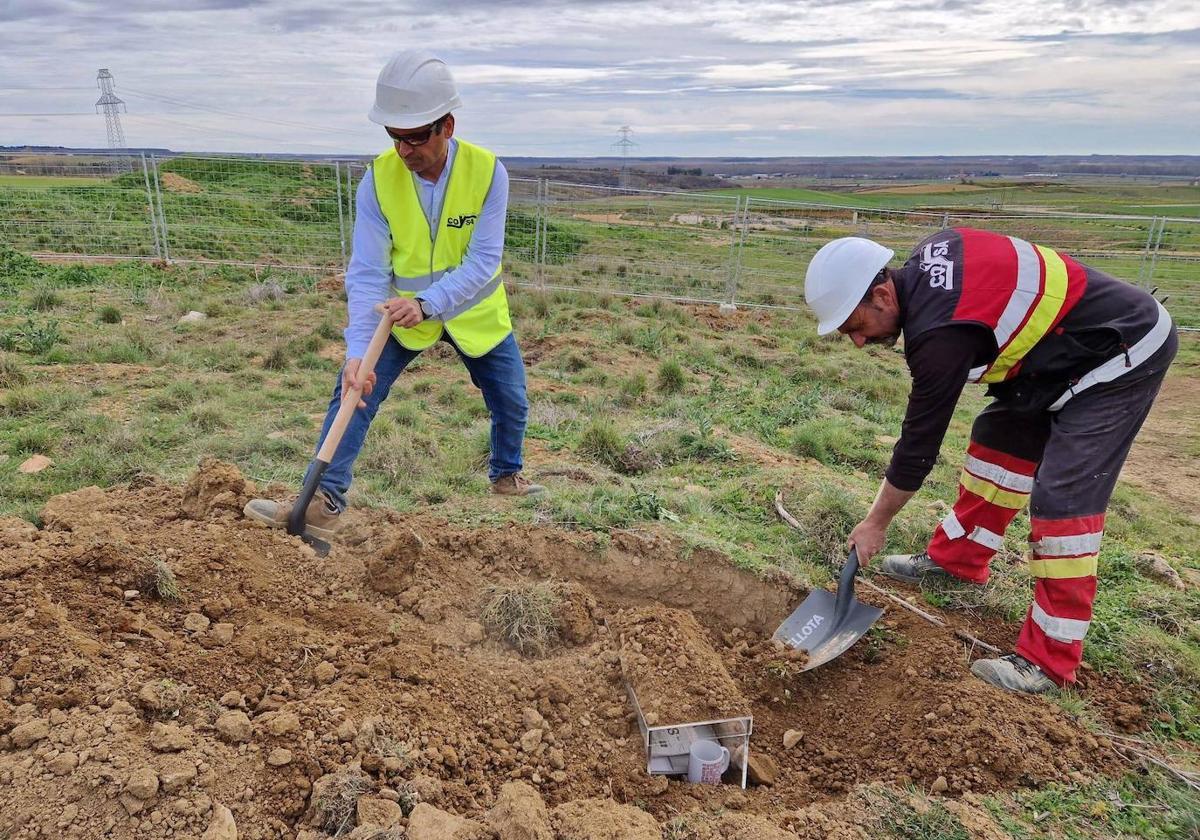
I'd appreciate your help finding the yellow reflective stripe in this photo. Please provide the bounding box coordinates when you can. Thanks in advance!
[980,244,1070,384]
[959,471,1029,510]
[1028,554,1098,579]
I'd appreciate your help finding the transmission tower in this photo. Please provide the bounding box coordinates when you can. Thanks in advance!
[95,69,127,149]
[611,125,637,189]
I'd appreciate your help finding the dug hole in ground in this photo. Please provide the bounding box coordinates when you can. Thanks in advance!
[1,458,1146,839]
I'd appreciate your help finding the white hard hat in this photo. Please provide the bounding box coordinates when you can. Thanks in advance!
[368,50,463,129]
[804,237,895,335]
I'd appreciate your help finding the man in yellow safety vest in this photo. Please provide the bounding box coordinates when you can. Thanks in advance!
[246,50,543,540]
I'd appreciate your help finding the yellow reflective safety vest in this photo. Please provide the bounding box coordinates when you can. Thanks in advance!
[372,139,511,357]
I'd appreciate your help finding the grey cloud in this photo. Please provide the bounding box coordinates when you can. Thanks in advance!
[0,0,73,22]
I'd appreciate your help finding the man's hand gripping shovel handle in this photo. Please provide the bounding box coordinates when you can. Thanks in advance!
[287,303,395,555]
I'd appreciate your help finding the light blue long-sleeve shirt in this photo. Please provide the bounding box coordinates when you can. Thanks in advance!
[342,138,510,359]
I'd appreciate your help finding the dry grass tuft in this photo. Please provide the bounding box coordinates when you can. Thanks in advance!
[314,772,370,836]
[481,580,563,656]
[139,557,181,601]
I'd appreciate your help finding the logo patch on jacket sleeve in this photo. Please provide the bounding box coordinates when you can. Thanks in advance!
[921,240,955,290]
[446,213,478,229]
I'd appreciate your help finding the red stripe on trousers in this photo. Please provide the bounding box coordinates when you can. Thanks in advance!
[966,440,1038,477]
[927,486,1023,583]
[1016,576,1097,685]
[952,228,1019,326]
[1029,513,1106,540]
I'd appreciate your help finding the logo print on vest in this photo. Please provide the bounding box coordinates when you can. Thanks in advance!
[921,240,954,290]
[446,214,478,229]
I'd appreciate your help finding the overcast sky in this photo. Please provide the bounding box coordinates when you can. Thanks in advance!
[1,0,1198,157]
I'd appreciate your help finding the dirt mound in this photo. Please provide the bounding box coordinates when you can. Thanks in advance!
[615,606,750,725]
[0,461,1123,838]
[159,172,202,194]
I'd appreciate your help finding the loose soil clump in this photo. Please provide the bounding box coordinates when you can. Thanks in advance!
[0,460,1128,839]
[615,606,750,725]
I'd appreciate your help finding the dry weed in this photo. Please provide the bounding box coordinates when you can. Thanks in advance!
[481,580,563,656]
[138,556,181,601]
[314,772,370,836]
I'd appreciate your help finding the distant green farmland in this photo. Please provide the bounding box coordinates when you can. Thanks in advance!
[709,181,1200,218]
[0,175,110,189]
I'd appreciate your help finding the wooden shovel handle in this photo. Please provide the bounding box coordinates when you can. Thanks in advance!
[315,303,394,463]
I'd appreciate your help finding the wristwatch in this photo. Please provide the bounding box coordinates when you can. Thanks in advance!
[415,297,434,320]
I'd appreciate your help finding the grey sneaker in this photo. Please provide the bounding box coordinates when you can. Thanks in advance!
[491,473,546,497]
[243,492,342,540]
[878,551,955,584]
[971,653,1056,695]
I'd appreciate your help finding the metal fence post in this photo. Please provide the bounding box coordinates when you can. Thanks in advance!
[1145,218,1165,291]
[150,155,170,263]
[334,160,347,270]
[729,196,751,308]
[140,153,162,261]
[1137,216,1162,289]
[722,195,743,307]
[535,179,547,290]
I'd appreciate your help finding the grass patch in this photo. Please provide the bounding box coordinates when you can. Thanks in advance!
[865,788,970,840]
[790,417,886,470]
[28,286,63,311]
[657,358,687,394]
[0,353,27,387]
[782,481,862,568]
[578,418,626,470]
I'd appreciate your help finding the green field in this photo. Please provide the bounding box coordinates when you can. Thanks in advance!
[1,160,1197,328]
[0,238,1197,836]
[711,181,1200,217]
[0,174,111,189]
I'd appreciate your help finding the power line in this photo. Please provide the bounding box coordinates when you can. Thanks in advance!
[124,113,351,150]
[121,86,363,137]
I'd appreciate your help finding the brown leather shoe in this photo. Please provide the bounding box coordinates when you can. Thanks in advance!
[243,492,342,540]
[490,473,546,497]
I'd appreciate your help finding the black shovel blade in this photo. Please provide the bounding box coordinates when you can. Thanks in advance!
[772,548,884,671]
[288,459,331,557]
[297,530,331,557]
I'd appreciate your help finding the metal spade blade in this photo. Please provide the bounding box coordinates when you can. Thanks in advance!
[773,548,883,671]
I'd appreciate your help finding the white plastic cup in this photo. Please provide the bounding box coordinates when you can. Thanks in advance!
[687,739,730,785]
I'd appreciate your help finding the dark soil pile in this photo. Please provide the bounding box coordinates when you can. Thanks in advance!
[0,461,1127,839]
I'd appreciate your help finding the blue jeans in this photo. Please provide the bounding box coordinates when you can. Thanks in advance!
[306,331,529,510]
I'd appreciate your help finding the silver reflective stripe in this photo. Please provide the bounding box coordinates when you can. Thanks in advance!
[969,526,1005,551]
[1049,301,1173,411]
[941,510,966,539]
[439,274,503,320]
[1033,531,1103,557]
[967,364,987,383]
[393,268,447,293]
[1031,601,1090,643]
[993,236,1042,349]
[963,454,1035,493]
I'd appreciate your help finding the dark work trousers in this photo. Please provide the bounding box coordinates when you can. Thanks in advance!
[925,328,1178,685]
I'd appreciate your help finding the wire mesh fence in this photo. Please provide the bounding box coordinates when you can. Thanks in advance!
[1,152,1197,328]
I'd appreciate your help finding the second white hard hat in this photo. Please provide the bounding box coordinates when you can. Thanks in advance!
[368,50,463,129]
[804,237,895,335]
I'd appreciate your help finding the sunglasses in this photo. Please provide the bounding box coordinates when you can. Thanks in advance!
[385,118,445,148]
